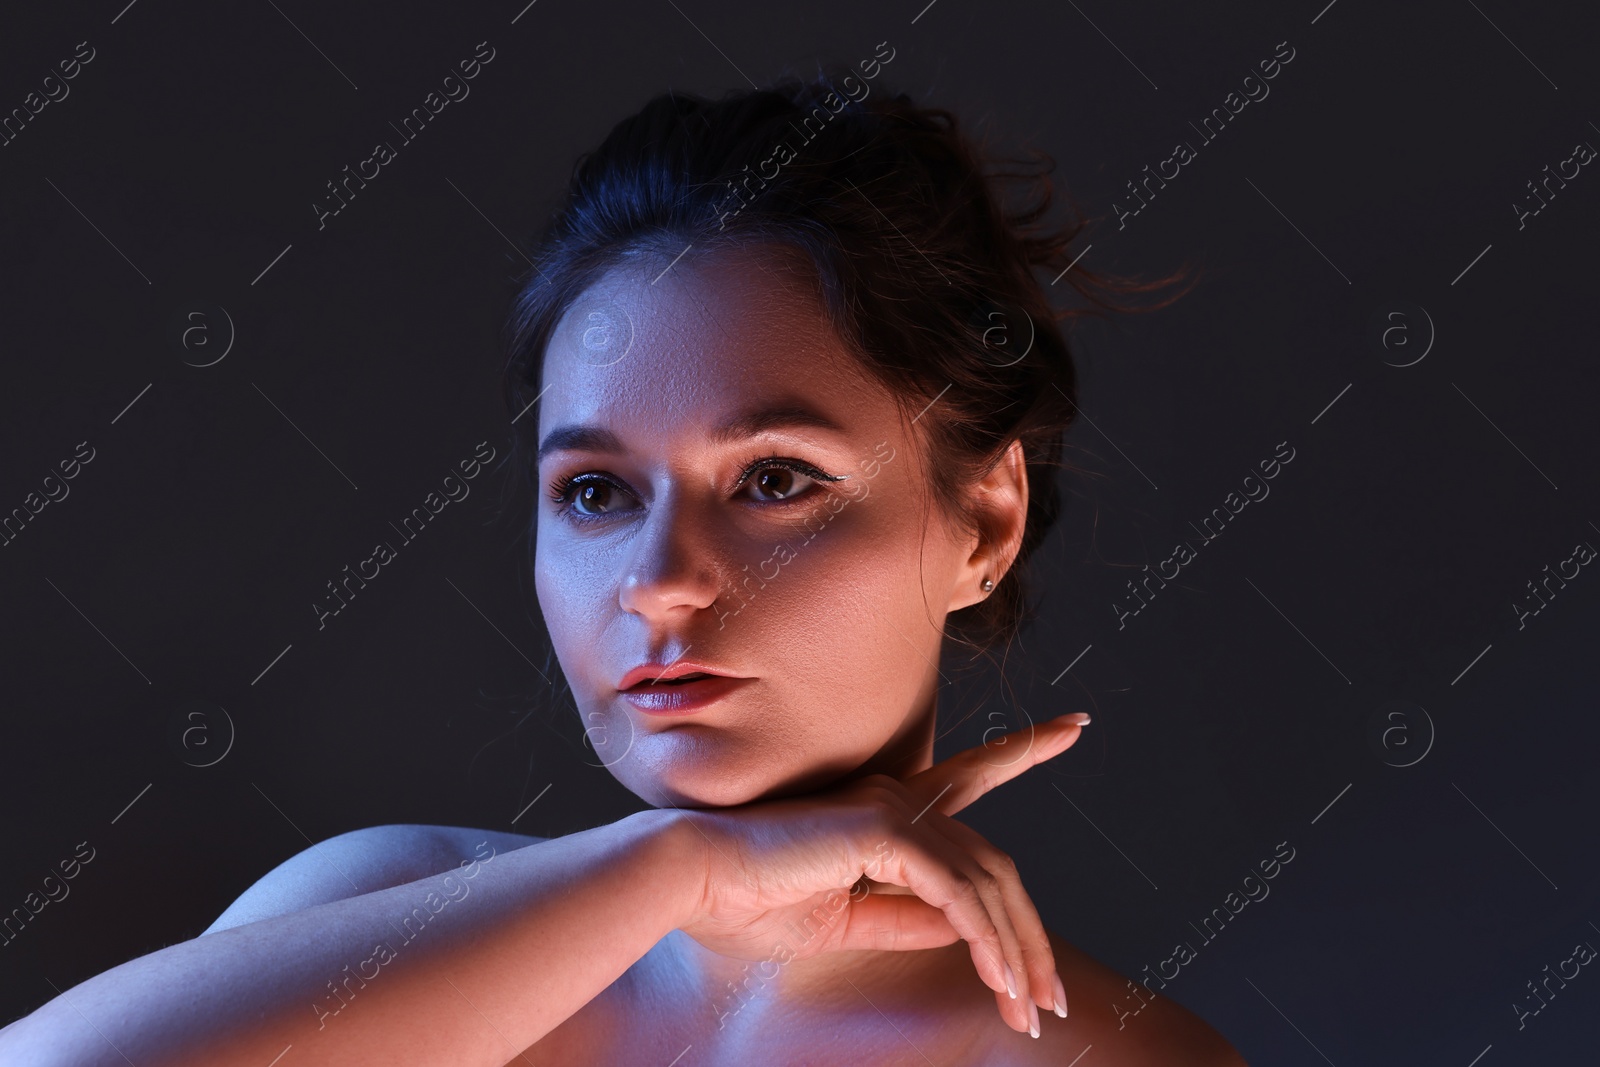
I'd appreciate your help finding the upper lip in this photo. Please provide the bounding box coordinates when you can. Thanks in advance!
[617,661,742,691]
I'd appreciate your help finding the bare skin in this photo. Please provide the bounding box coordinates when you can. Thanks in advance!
[479,720,1244,1065]
[529,238,1053,1034]
[0,718,1237,1066]
[514,239,1244,1063]
[0,241,1244,1066]
[517,927,1237,1066]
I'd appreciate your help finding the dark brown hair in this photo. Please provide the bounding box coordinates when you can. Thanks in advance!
[500,70,1192,658]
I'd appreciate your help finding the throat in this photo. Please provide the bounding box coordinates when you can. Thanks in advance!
[641,933,987,1066]
[663,925,966,1018]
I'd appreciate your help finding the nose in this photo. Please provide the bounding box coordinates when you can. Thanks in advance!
[617,485,723,622]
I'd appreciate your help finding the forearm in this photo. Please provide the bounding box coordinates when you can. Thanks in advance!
[3,808,700,1067]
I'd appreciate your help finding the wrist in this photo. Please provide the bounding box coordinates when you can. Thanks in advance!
[627,807,710,932]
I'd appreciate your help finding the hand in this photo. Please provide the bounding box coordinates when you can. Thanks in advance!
[676,710,1092,1035]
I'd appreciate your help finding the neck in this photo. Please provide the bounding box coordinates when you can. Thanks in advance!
[666,913,965,1031]
[667,701,947,1018]
[844,697,938,782]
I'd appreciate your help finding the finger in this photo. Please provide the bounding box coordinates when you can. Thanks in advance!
[855,806,1021,1010]
[932,812,1064,1021]
[825,880,1047,1034]
[904,811,1043,1034]
[875,805,1038,1034]
[901,711,1091,817]
[822,892,962,953]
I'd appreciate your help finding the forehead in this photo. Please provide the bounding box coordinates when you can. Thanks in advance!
[538,243,888,441]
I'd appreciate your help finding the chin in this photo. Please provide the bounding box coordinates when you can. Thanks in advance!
[641,759,862,812]
[610,739,816,810]
[603,748,748,810]
[634,774,767,810]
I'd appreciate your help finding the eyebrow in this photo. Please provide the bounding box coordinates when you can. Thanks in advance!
[537,403,847,465]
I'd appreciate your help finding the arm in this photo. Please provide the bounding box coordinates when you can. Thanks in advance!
[0,808,701,1067]
[197,824,549,936]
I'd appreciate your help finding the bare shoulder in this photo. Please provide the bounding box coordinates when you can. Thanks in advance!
[1047,929,1246,1064]
[974,929,1248,1066]
[200,822,549,936]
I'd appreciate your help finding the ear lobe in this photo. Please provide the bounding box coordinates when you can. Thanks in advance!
[954,439,1029,608]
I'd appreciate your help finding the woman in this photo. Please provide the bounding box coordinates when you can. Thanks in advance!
[0,74,1240,1065]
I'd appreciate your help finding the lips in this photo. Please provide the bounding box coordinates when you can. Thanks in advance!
[617,661,739,691]
[615,660,751,715]
[619,673,753,714]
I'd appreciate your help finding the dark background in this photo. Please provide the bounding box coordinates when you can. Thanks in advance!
[2,1,1597,1062]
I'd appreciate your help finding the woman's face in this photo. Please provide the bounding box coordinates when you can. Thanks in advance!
[533,242,991,808]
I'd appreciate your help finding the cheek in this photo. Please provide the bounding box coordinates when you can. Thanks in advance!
[533,528,608,647]
[532,528,559,622]
[749,499,936,690]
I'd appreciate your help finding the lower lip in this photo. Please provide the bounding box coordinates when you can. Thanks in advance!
[619,675,752,714]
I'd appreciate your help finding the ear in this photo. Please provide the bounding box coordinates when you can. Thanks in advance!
[948,438,1029,613]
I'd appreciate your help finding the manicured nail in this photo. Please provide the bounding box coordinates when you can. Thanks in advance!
[1004,961,1018,999]
[1052,972,1068,1017]
[1028,1000,1040,1038]
[1065,712,1091,725]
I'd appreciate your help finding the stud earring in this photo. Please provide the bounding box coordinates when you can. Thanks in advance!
[980,577,995,592]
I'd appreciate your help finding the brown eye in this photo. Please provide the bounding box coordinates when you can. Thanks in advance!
[551,475,636,519]
[733,456,843,503]
[747,466,814,501]
[571,481,622,514]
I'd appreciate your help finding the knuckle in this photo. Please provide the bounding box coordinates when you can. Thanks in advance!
[989,850,1019,880]
[853,799,900,842]
[857,772,903,795]
[849,777,904,815]
[864,796,902,831]
[953,875,986,910]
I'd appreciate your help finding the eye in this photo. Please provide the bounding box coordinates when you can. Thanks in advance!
[735,457,844,503]
[546,455,846,525]
[744,465,812,502]
[548,474,637,520]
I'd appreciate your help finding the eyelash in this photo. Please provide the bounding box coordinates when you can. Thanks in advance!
[546,454,845,524]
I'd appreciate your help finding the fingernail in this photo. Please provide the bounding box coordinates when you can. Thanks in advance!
[1052,972,1068,1017]
[1004,961,1018,999]
[1065,712,1091,725]
[1028,1000,1040,1039]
